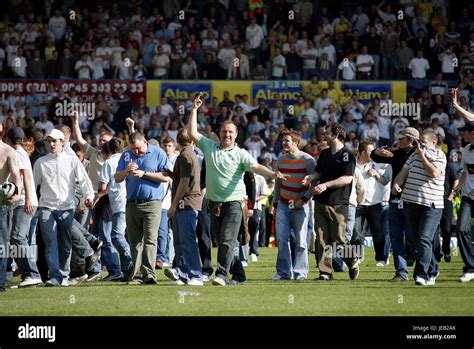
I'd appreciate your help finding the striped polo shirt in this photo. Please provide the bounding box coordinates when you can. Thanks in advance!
[401,147,446,209]
[273,151,316,205]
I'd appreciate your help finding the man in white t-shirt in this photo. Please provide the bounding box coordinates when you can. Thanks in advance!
[114,52,133,80]
[272,48,287,79]
[48,10,67,41]
[96,38,112,78]
[75,53,93,79]
[90,51,105,80]
[152,46,170,78]
[356,46,374,80]
[301,41,319,80]
[337,52,357,80]
[35,113,55,135]
[408,50,430,79]
[6,127,42,287]
[245,17,264,49]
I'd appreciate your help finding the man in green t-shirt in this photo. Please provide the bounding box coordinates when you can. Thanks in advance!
[188,95,286,286]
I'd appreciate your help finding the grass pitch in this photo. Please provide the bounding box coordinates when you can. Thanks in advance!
[1,247,473,316]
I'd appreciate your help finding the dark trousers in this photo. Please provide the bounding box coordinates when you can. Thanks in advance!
[456,196,474,273]
[70,219,95,278]
[433,199,453,260]
[196,198,213,277]
[210,201,244,282]
[258,208,267,247]
[352,204,386,261]
[248,209,262,255]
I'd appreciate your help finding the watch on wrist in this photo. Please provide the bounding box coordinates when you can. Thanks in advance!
[143,171,147,179]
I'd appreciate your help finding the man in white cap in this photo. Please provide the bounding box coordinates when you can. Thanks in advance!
[33,129,94,286]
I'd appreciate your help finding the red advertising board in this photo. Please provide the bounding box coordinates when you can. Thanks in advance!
[0,79,146,104]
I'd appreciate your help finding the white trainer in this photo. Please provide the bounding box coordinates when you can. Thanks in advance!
[459,272,474,283]
[187,278,204,286]
[18,277,43,288]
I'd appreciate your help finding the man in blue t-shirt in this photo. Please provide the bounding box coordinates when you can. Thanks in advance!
[115,132,170,285]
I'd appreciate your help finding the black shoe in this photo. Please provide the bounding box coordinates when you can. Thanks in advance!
[444,254,451,263]
[406,258,415,267]
[101,274,122,282]
[85,272,101,282]
[390,275,408,282]
[91,239,103,253]
[85,252,100,273]
[121,268,133,282]
[435,254,442,263]
[143,276,157,285]
[316,274,333,281]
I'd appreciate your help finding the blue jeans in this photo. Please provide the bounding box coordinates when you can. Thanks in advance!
[456,196,474,273]
[157,208,170,264]
[38,208,74,284]
[0,205,11,290]
[10,206,40,279]
[388,202,413,279]
[406,202,442,280]
[111,212,133,273]
[382,204,391,260]
[97,215,121,277]
[275,201,309,279]
[172,209,202,282]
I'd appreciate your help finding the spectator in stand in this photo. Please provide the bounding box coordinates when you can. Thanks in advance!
[356,45,374,80]
[409,50,430,79]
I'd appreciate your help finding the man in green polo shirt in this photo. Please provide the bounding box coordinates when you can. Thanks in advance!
[188,94,286,286]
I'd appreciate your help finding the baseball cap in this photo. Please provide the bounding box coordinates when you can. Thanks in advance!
[458,121,474,132]
[398,127,420,140]
[7,127,25,142]
[46,129,65,140]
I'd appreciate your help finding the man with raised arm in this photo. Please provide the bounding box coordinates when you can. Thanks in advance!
[187,94,286,286]
[452,88,474,122]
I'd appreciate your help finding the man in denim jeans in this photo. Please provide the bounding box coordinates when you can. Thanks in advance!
[6,127,42,288]
[0,124,23,292]
[33,129,94,287]
[164,129,204,286]
[188,94,286,286]
[98,139,133,282]
[272,130,315,281]
[393,130,446,286]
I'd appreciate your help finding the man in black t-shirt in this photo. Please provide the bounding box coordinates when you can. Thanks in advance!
[303,124,360,281]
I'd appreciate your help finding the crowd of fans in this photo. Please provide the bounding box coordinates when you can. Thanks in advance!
[0,1,474,287]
